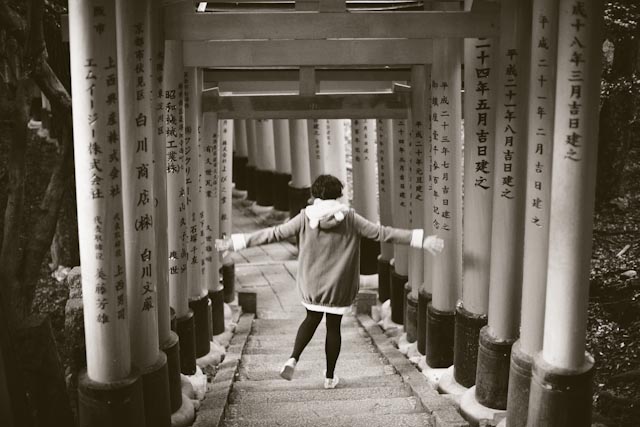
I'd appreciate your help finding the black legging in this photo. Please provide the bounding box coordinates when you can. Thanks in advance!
[290,309,343,379]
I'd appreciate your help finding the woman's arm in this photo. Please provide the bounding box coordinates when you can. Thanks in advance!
[219,212,304,252]
[352,212,444,255]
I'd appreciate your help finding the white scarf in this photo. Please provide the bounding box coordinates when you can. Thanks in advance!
[304,199,348,229]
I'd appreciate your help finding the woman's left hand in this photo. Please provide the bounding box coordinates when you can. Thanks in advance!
[215,238,232,257]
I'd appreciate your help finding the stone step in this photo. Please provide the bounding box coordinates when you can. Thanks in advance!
[222,412,434,427]
[249,327,366,337]
[241,343,377,355]
[251,318,361,330]
[231,372,405,393]
[240,355,389,374]
[241,352,384,365]
[230,384,413,404]
[238,364,396,381]
[244,334,372,349]
[226,396,422,422]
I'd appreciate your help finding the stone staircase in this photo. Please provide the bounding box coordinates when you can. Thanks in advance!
[221,316,434,427]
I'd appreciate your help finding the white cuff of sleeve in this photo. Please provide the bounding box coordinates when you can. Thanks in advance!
[409,229,424,249]
[231,233,247,251]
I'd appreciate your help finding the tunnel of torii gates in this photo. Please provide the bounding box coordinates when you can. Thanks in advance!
[58,0,602,426]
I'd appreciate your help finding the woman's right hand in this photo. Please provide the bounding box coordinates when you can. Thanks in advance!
[423,235,444,255]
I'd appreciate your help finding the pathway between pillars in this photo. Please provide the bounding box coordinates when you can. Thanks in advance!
[221,197,434,427]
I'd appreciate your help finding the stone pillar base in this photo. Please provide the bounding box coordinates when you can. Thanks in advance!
[390,268,407,325]
[454,303,488,388]
[207,298,213,341]
[438,365,468,398]
[527,352,595,427]
[417,289,431,355]
[209,289,225,336]
[504,340,533,427]
[377,257,391,303]
[459,386,507,427]
[360,238,380,275]
[255,168,276,207]
[288,183,310,218]
[188,294,211,358]
[78,370,145,427]
[170,307,177,333]
[175,311,196,375]
[405,285,418,343]
[273,172,292,211]
[161,332,182,414]
[141,352,171,427]
[233,155,249,191]
[426,303,455,368]
[475,326,515,410]
[355,289,377,315]
[245,165,257,201]
[222,259,236,303]
[238,291,257,314]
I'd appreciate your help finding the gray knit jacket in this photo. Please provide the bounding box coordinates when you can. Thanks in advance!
[232,208,422,310]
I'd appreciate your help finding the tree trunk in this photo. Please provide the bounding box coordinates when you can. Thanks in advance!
[596,36,640,207]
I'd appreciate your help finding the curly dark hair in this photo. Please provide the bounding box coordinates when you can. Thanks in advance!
[311,174,344,200]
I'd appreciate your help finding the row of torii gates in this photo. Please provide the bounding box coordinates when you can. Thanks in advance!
[63,0,601,426]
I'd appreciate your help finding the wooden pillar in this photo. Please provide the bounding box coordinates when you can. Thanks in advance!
[505,1,558,425]
[390,119,410,325]
[183,67,211,360]
[244,119,258,201]
[376,118,394,303]
[255,119,277,207]
[288,119,312,216]
[307,119,327,182]
[233,119,249,192]
[149,1,182,413]
[420,66,434,357]
[471,0,532,413]
[528,2,603,426]
[219,120,235,305]
[325,119,348,194]
[272,119,293,211]
[68,1,144,424]
[115,1,172,424]
[351,119,380,275]
[164,40,196,376]
[427,33,463,370]
[455,8,497,390]
[406,65,429,344]
[202,112,224,336]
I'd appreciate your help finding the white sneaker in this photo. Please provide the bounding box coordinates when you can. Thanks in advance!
[280,357,297,381]
[324,375,340,389]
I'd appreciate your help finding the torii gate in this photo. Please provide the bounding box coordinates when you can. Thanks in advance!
[63,0,603,426]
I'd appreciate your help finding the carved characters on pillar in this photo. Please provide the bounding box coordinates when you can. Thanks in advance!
[396,120,409,214]
[499,48,520,202]
[202,113,219,288]
[560,2,588,163]
[411,113,425,228]
[377,119,389,203]
[219,120,233,239]
[183,70,201,296]
[120,8,157,326]
[165,68,187,289]
[431,78,453,233]
[473,41,494,193]
[86,6,126,327]
[68,0,131,381]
